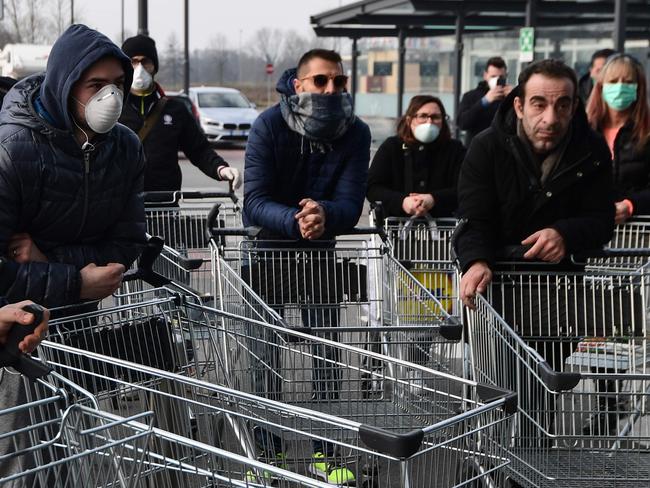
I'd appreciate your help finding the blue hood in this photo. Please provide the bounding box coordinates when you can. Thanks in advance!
[40,24,133,131]
[276,68,297,97]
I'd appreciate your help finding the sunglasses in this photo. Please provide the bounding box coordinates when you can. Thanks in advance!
[300,74,349,90]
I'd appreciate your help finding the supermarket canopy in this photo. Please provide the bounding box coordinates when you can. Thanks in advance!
[311,0,650,40]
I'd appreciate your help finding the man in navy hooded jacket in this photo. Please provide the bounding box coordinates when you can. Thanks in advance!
[243,49,369,486]
[244,49,370,241]
[0,24,145,307]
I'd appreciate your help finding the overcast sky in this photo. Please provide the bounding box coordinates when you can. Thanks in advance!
[74,0,354,53]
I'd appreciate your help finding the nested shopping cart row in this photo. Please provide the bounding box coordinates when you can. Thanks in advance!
[0,314,342,487]
[462,249,650,488]
[40,284,516,488]
[143,190,650,487]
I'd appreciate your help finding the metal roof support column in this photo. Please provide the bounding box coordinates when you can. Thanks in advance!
[525,0,537,27]
[614,0,627,52]
[351,37,359,109]
[397,27,406,117]
[453,10,464,138]
[183,0,190,95]
[138,0,148,36]
[397,27,406,118]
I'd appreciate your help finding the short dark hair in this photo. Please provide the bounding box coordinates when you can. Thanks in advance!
[297,49,342,76]
[485,57,507,71]
[591,48,617,65]
[517,59,578,100]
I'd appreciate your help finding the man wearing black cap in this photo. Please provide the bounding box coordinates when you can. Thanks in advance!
[119,34,240,193]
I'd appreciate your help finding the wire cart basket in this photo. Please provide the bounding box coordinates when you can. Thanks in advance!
[42,288,516,488]
[462,250,650,488]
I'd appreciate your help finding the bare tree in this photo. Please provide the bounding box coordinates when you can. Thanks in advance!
[52,0,70,38]
[157,32,182,91]
[208,34,229,85]
[3,0,74,44]
[249,28,284,65]
[5,0,25,42]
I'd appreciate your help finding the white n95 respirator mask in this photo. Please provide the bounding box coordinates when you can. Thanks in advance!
[413,123,440,144]
[132,63,153,91]
[75,84,123,134]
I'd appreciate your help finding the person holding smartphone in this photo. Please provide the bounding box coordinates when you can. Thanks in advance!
[457,57,513,146]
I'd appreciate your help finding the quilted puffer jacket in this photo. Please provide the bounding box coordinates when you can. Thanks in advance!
[0,24,145,307]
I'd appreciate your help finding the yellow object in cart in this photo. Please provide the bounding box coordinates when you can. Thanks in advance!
[399,270,454,317]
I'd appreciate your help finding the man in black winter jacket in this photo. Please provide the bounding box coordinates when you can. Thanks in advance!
[119,35,240,192]
[456,59,615,309]
[0,24,146,308]
[457,57,513,146]
[577,48,616,105]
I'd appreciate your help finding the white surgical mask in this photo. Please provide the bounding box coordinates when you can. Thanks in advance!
[75,84,123,134]
[132,63,153,91]
[413,123,440,144]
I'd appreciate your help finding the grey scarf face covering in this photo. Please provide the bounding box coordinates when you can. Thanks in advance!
[280,91,355,143]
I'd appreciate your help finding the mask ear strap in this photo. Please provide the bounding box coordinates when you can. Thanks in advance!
[71,109,94,151]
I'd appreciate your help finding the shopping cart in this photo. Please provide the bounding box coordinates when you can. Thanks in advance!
[2,314,324,488]
[0,307,155,487]
[42,288,517,488]
[609,216,650,250]
[372,209,458,308]
[207,216,464,376]
[462,249,650,487]
[144,190,242,298]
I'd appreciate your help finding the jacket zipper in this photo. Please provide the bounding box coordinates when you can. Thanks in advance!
[75,147,92,240]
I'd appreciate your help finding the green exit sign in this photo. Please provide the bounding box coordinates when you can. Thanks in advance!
[519,27,535,62]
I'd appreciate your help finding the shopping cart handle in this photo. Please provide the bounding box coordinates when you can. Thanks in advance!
[176,255,203,271]
[498,245,533,260]
[359,424,424,459]
[499,245,650,262]
[537,361,581,391]
[439,316,463,341]
[178,190,238,204]
[144,190,238,205]
[476,384,518,415]
[123,236,173,287]
[0,304,51,380]
[340,227,387,240]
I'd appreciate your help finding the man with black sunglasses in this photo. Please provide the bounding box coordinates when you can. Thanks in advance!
[243,48,370,486]
[244,48,369,244]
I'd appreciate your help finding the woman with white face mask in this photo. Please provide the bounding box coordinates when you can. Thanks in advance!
[367,95,466,218]
[586,53,650,224]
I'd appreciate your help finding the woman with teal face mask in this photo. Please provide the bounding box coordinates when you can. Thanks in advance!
[367,95,466,218]
[587,53,650,224]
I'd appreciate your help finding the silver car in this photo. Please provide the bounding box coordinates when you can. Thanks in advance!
[188,86,259,145]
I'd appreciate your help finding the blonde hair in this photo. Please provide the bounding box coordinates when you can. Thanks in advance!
[586,54,650,151]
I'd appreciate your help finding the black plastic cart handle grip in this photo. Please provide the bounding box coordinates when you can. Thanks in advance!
[144,190,238,205]
[0,304,51,380]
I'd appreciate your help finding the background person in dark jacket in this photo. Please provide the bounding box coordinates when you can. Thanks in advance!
[367,94,465,218]
[456,59,615,309]
[457,57,512,146]
[244,49,369,486]
[119,35,240,192]
[578,48,617,106]
[0,24,146,307]
[586,53,650,223]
